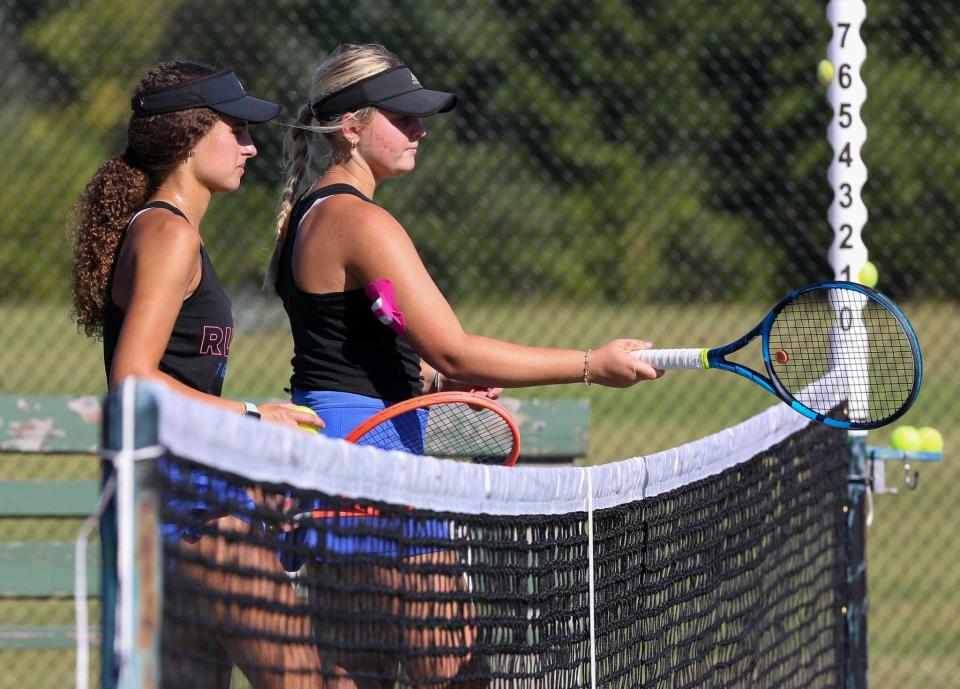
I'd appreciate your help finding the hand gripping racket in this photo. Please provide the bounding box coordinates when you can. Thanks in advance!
[631,281,922,430]
[345,391,521,466]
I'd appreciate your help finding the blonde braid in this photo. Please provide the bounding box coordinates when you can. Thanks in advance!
[265,103,316,289]
[265,44,401,290]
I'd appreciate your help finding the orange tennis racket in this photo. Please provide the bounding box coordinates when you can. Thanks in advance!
[289,393,520,522]
[345,392,521,466]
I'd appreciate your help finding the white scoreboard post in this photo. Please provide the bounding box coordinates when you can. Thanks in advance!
[826,4,870,689]
[826,0,871,427]
[827,1,868,284]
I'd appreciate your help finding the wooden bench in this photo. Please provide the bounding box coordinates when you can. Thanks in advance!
[0,502,102,649]
[0,392,588,651]
[0,393,102,651]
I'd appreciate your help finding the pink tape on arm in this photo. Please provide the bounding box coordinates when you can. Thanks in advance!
[365,279,406,335]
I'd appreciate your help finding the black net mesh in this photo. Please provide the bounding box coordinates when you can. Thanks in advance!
[149,419,847,688]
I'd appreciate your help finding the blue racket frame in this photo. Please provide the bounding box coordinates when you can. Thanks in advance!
[702,281,922,430]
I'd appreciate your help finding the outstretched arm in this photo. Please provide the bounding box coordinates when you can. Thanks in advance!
[342,206,661,388]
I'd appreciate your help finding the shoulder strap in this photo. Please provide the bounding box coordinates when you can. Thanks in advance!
[127,200,189,228]
[142,200,188,219]
[294,183,372,213]
[111,201,195,309]
[277,184,374,294]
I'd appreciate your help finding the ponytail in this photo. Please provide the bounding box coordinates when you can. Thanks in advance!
[70,60,220,338]
[69,156,151,337]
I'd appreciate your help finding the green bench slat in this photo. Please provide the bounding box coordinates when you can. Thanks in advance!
[0,542,100,598]
[0,625,100,650]
[508,398,589,461]
[0,480,100,517]
[0,393,100,453]
[250,396,588,460]
[0,393,589,458]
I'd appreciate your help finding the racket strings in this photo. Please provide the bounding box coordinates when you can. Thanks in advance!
[353,403,516,465]
[769,289,918,423]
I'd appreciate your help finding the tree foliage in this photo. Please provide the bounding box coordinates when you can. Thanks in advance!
[2,1,956,303]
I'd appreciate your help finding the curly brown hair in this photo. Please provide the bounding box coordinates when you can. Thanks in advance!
[70,61,221,337]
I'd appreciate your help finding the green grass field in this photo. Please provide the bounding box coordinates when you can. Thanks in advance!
[1,299,957,688]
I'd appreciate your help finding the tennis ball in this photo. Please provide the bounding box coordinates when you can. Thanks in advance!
[917,427,943,453]
[291,404,320,434]
[890,425,922,452]
[858,260,878,288]
[817,59,835,86]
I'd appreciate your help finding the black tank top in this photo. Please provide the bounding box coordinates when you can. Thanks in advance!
[103,202,234,396]
[275,184,421,401]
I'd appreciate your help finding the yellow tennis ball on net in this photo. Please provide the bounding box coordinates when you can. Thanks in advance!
[917,427,943,453]
[817,59,835,86]
[290,404,320,434]
[890,425,921,451]
[858,260,878,288]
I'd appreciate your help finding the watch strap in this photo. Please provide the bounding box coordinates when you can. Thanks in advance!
[242,401,261,420]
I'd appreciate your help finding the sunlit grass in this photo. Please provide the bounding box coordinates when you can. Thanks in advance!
[2,298,957,688]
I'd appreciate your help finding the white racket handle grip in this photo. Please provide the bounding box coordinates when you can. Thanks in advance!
[630,348,707,370]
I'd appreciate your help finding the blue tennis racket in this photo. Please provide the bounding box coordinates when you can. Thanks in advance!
[631,281,922,430]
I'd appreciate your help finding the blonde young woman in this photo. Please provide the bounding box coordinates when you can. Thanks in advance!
[71,61,325,689]
[269,44,663,688]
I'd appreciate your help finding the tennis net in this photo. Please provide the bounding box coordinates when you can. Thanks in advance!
[100,380,849,688]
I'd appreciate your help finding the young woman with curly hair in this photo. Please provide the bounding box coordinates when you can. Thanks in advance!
[70,60,326,689]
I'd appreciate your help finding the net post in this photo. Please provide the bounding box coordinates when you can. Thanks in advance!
[845,430,869,689]
[100,379,163,689]
[99,441,119,688]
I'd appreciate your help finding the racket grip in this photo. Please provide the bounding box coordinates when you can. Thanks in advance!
[630,348,707,370]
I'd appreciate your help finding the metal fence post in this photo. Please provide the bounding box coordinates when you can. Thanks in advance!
[846,431,869,689]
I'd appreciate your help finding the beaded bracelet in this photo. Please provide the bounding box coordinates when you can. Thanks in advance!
[583,349,592,387]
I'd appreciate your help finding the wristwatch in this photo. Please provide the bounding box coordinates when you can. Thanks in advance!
[242,401,261,420]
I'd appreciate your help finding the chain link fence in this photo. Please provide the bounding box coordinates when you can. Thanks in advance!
[1,2,957,688]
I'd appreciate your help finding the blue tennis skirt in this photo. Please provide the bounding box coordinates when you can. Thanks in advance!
[279,389,449,570]
[159,459,256,544]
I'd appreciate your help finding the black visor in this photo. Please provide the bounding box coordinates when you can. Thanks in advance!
[310,66,457,120]
[131,70,282,123]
